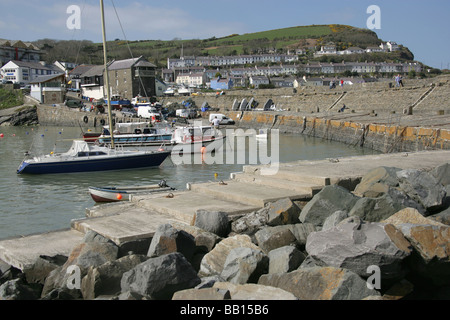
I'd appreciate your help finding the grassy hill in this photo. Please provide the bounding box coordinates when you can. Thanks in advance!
[36,24,412,68]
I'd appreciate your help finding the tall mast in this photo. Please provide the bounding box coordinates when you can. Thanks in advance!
[100,0,115,148]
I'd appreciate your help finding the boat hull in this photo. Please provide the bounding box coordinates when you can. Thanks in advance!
[17,151,171,175]
[89,185,174,202]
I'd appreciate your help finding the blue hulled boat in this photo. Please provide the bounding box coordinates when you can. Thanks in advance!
[17,140,170,175]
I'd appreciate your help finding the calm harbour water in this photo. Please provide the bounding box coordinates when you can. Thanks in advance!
[0,125,378,240]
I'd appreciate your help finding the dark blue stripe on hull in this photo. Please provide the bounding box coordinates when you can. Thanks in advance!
[18,152,170,174]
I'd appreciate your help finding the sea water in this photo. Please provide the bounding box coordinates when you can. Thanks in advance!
[0,125,378,240]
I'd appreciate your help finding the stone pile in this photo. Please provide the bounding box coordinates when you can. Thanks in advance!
[1,163,449,300]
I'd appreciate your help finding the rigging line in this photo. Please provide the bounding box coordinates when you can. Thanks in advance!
[62,0,87,64]
[110,0,149,98]
[73,0,89,66]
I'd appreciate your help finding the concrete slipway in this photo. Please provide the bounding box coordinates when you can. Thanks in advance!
[1,150,449,271]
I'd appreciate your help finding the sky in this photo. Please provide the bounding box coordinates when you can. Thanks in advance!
[0,0,449,69]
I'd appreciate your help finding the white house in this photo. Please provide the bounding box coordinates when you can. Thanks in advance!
[249,76,269,88]
[380,41,400,52]
[1,60,61,84]
[343,47,365,55]
[30,73,66,104]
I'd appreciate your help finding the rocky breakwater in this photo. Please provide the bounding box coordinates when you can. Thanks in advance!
[1,163,449,300]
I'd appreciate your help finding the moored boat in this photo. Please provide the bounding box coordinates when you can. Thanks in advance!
[89,180,175,202]
[17,140,171,175]
[97,122,175,150]
[171,125,225,154]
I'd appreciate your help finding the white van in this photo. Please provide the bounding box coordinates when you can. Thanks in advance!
[209,114,235,125]
[138,106,161,123]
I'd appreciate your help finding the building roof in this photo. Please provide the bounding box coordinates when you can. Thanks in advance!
[108,56,156,71]
[30,73,65,84]
[69,64,97,76]
[4,60,52,70]
[80,65,104,77]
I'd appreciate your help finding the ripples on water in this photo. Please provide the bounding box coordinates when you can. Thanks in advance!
[0,126,378,239]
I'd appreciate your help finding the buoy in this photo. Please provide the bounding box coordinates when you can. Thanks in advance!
[214,173,218,179]
[116,194,123,200]
[0,133,4,138]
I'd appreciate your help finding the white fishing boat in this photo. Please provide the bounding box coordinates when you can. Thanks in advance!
[97,122,176,150]
[171,125,225,154]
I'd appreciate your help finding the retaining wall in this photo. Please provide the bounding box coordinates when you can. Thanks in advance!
[225,111,450,153]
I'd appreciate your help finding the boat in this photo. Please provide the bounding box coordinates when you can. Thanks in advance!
[16,1,171,175]
[131,96,151,108]
[178,87,192,96]
[171,125,225,154]
[163,87,175,96]
[17,140,171,174]
[89,180,175,203]
[105,94,131,110]
[97,122,176,150]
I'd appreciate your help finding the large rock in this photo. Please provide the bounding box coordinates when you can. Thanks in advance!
[254,226,297,254]
[23,255,67,285]
[198,235,260,278]
[172,287,231,300]
[349,188,413,222]
[382,207,447,227]
[268,246,305,274]
[147,224,196,262]
[41,241,119,298]
[299,185,359,227]
[322,211,349,230]
[120,252,200,300]
[0,278,40,300]
[431,163,450,186]
[305,217,412,281]
[288,223,317,249]
[213,282,298,300]
[258,267,380,300]
[220,247,268,284]
[396,169,447,213]
[81,254,148,300]
[354,166,402,198]
[397,224,450,286]
[193,210,230,237]
[266,198,300,226]
[231,207,268,236]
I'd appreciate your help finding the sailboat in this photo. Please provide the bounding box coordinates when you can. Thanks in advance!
[17,1,171,175]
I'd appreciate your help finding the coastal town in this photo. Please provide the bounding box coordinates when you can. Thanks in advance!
[0,17,449,303]
[0,37,426,105]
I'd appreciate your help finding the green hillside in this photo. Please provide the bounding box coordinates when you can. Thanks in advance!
[36,24,400,67]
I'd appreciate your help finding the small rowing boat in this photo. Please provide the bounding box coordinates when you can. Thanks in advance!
[89,180,175,202]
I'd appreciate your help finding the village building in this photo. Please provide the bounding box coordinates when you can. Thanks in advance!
[30,73,66,104]
[210,77,233,90]
[1,60,62,84]
[0,39,42,66]
[106,56,156,99]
